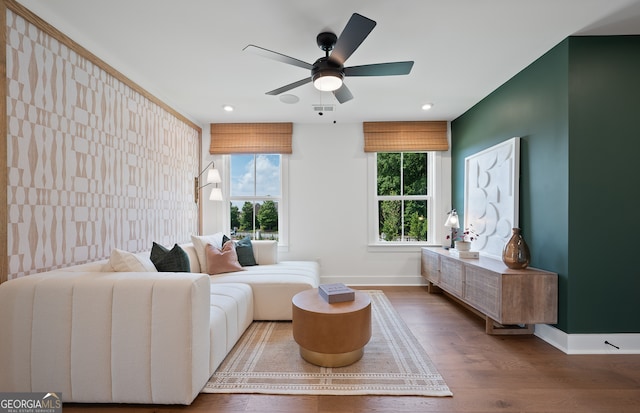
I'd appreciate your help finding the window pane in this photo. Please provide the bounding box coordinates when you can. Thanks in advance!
[378,200,401,241]
[230,201,241,233]
[404,200,427,241]
[257,200,279,240]
[229,154,283,243]
[236,200,256,237]
[377,153,401,196]
[230,154,255,196]
[230,200,280,241]
[255,154,281,197]
[403,152,427,195]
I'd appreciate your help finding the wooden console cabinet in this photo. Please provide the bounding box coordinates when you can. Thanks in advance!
[421,247,557,335]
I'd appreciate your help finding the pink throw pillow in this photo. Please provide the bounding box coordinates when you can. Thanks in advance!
[205,242,244,275]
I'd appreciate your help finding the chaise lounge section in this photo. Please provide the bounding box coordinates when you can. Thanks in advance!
[0,240,319,405]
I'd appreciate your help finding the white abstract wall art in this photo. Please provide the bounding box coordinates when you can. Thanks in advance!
[464,137,520,259]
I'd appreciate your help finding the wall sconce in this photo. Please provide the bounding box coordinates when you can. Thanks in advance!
[443,209,460,249]
[194,161,222,203]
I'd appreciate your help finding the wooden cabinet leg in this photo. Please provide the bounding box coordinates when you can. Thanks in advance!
[485,317,534,335]
[427,281,442,294]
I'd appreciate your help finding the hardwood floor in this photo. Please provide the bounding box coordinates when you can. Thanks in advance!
[64,286,640,413]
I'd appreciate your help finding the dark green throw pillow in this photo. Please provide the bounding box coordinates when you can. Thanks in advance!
[235,236,257,266]
[150,242,191,272]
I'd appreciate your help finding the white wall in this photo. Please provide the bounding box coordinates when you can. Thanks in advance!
[202,122,451,286]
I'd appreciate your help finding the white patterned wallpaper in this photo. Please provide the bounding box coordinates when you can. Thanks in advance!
[5,10,200,278]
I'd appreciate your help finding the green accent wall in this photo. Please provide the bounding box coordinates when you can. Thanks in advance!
[451,36,640,334]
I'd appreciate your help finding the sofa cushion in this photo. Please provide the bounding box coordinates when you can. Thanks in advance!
[250,240,278,265]
[179,243,201,273]
[209,261,320,320]
[208,283,253,373]
[205,242,244,275]
[150,243,190,272]
[48,260,109,273]
[107,249,157,272]
[235,236,257,267]
[191,232,229,270]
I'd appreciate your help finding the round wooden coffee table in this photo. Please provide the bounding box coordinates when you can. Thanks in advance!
[292,288,371,367]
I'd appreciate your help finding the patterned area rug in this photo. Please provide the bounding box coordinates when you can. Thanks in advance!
[202,290,452,396]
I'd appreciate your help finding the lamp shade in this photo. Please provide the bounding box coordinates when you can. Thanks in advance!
[207,168,221,184]
[444,210,459,228]
[313,74,343,92]
[209,187,223,201]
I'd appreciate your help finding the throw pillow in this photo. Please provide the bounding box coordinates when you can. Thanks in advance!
[235,236,257,266]
[191,232,229,270]
[150,242,191,272]
[205,242,244,275]
[108,248,158,272]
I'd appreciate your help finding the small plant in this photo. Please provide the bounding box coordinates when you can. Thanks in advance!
[446,224,479,242]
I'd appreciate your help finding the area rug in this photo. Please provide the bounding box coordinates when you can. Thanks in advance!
[202,290,452,396]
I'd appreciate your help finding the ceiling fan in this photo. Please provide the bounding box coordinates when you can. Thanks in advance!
[243,13,414,104]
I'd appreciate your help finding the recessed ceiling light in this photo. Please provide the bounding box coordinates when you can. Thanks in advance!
[279,94,300,104]
[422,103,433,111]
[223,105,234,112]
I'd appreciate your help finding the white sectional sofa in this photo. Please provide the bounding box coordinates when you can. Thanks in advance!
[0,240,319,405]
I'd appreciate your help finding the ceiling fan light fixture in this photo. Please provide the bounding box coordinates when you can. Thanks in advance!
[313,72,343,92]
[246,13,412,104]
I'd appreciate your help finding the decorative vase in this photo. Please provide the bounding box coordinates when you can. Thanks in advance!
[454,241,471,251]
[502,228,530,269]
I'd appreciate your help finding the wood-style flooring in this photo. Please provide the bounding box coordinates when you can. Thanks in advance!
[64,286,640,413]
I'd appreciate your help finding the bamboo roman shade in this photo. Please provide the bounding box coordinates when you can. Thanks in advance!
[209,123,293,154]
[363,121,448,152]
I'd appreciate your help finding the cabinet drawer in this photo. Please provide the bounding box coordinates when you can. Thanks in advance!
[439,257,464,297]
[464,267,500,320]
[421,250,440,283]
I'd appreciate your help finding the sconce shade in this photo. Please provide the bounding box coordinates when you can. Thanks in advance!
[209,187,223,201]
[195,161,222,203]
[207,168,221,183]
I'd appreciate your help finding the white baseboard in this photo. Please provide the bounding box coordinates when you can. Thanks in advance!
[319,274,426,286]
[535,324,640,354]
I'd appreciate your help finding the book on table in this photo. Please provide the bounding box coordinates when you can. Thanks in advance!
[318,283,355,303]
[449,249,479,259]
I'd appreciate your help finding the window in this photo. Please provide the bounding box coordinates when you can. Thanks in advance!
[370,151,444,247]
[228,154,287,244]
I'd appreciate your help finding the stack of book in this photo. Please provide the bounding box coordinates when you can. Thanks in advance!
[449,249,479,259]
[318,283,355,303]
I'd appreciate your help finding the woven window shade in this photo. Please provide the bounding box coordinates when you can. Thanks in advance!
[363,121,448,152]
[210,123,293,154]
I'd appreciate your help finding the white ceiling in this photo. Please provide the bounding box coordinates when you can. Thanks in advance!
[16,0,640,125]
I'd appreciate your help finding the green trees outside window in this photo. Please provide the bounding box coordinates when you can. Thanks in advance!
[377,152,428,242]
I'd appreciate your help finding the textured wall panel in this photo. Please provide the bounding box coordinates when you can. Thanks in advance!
[6,10,199,278]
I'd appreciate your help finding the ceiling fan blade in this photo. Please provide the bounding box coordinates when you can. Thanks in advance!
[344,61,414,77]
[333,83,354,104]
[265,77,312,95]
[243,45,314,70]
[329,13,376,65]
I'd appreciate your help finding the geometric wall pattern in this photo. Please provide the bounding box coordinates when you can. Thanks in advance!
[6,10,200,279]
[464,137,519,259]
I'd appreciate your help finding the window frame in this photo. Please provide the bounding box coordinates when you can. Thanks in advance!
[367,151,448,251]
[222,154,289,250]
